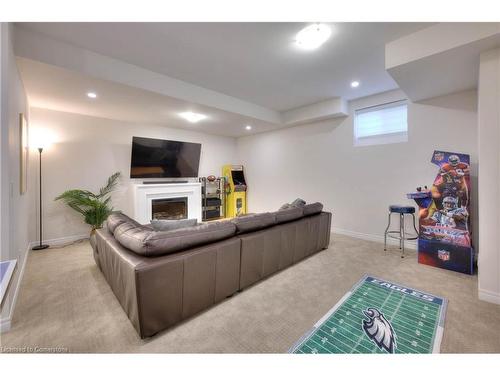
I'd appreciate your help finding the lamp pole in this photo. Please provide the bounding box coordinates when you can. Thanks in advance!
[32,147,49,250]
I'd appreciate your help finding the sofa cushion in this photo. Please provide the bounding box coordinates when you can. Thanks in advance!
[114,220,237,257]
[291,198,306,208]
[232,212,276,234]
[279,203,291,210]
[279,198,306,211]
[273,207,303,224]
[106,212,141,233]
[113,221,153,251]
[303,202,323,216]
[151,218,198,231]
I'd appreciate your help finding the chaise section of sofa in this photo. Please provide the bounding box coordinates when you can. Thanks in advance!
[95,228,241,338]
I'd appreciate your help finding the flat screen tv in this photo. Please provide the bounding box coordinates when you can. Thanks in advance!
[130,136,201,178]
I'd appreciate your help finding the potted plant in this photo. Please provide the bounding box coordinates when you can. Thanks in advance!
[55,172,121,246]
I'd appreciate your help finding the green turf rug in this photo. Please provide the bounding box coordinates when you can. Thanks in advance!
[289,275,447,354]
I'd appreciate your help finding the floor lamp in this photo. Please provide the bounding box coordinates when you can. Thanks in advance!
[32,144,50,251]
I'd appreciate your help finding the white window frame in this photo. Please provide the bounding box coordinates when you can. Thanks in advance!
[354,100,408,147]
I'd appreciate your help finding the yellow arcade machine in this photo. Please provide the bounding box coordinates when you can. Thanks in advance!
[222,165,247,218]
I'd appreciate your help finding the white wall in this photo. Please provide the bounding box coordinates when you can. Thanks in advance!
[478,48,500,304]
[0,23,36,327]
[237,89,478,245]
[29,107,237,241]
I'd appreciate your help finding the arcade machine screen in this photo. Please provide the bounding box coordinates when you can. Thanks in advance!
[231,170,247,189]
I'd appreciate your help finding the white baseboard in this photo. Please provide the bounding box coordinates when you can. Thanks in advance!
[40,233,89,247]
[478,288,500,305]
[332,227,417,250]
[0,242,29,333]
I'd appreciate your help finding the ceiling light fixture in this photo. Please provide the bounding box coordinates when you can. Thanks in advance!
[245,125,252,131]
[351,81,360,88]
[295,23,332,50]
[179,112,207,123]
[87,92,97,99]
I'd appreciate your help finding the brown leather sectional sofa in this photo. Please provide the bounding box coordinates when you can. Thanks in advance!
[92,204,332,338]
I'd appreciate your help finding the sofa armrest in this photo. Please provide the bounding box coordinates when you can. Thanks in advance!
[95,229,143,335]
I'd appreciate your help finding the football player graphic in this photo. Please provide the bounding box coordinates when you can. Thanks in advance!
[433,155,470,207]
[430,196,469,230]
[440,154,470,178]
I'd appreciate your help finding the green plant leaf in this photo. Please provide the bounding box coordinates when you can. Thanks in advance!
[98,172,121,198]
[55,171,121,230]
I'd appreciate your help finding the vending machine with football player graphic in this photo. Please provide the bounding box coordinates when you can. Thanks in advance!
[407,150,474,274]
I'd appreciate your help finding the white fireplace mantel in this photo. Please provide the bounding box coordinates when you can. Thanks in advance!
[132,182,202,224]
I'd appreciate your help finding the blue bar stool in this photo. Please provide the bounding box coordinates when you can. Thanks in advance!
[384,205,419,258]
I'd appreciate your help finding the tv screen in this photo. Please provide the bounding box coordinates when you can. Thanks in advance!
[130,136,201,178]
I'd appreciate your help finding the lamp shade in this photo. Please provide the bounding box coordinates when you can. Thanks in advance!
[30,128,54,150]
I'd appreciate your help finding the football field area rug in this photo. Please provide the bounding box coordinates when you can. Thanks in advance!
[289,275,447,354]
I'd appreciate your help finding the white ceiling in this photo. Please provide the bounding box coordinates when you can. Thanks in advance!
[16,22,432,111]
[18,58,277,138]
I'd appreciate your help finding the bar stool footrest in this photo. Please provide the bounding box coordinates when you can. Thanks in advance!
[386,234,418,241]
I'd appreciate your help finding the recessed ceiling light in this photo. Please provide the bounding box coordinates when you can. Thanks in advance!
[179,112,207,123]
[245,125,252,130]
[295,23,332,50]
[87,92,97,99]
[351,81,360,88]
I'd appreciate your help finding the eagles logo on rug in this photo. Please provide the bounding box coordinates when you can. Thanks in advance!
[289,275,447,354]
[362,308,396,353]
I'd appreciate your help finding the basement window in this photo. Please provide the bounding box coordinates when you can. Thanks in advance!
[354,100,408,146]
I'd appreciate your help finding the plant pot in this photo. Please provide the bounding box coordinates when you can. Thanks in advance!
[89,229,101,270]
[89,229,97,251]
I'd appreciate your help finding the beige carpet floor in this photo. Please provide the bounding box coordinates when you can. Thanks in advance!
[1,234,499,353]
